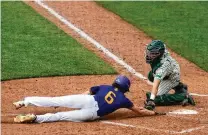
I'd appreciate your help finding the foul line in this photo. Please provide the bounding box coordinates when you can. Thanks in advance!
[101,121,135,128]
[102,121,205,134]
[176,126,205,134]
[34,0,208,97]
[2,113,205,134]
[34,0,147,81]
[190,93,208,97]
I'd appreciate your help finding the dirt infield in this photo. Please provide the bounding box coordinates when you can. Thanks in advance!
[2,1,208,135]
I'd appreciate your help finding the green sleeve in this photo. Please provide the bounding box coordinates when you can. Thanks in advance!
[148,71,154,82]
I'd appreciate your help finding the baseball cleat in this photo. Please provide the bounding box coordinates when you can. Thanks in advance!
[187,94,195,106]
[14,114,36,123]
[13,101,25,109]
[182,94,195,106]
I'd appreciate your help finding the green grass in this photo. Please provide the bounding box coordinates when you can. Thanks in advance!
[98,2,208,71]
[1,2,116,81]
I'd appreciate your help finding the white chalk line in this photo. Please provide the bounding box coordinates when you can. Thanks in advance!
[176,126,205,134]
[101,121,135,128]
[190,93,208,97]
[34,0,208,97]
[102,121,205,134]
[2,113,204,134]
[2,113,205,133]
[168,109,198,115]
[34,0,148,82]
[34,0,207,133]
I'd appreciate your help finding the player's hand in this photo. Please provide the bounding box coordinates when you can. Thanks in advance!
[144,99,155,110]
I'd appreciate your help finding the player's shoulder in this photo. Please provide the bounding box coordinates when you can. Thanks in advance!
[161,53,174,66]
[156,58,172,72]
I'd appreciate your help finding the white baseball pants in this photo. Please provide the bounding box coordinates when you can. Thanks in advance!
[157,79,179,95]
[23,95,100,123]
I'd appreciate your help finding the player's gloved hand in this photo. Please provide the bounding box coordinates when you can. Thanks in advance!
[144,99,155,110]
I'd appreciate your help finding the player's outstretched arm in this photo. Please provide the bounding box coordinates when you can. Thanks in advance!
[129,106,166,116]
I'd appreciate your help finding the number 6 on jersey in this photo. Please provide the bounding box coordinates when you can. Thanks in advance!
[105,91,116,104]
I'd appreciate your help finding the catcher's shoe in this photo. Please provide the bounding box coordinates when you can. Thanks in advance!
[14,114,36,123]
[187,94,195,106]
[13,101,25,109]
[182,94,195,106]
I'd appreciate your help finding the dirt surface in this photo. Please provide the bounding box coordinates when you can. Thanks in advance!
[2,1,208,135]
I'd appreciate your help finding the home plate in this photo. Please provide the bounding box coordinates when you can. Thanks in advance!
[168,109,198,115]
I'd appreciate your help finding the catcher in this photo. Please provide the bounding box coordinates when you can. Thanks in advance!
[144,40,195,110]
[13,75,165,123]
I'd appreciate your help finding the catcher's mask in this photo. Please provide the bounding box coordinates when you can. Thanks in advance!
[112,75,131,93]
[145,40,165,64]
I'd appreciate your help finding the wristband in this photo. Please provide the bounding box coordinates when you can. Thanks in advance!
[150,93,156,100]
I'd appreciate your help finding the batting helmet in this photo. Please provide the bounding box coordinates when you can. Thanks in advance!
[112,75,131,93]
[145,40,165,64]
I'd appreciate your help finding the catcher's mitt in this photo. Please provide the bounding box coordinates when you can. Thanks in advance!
[144,99,155,110]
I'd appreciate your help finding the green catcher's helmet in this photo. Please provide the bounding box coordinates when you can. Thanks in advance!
[145,40,165,64]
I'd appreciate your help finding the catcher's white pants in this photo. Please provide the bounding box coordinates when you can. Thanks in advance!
[23,95,100,123]
[157,79,180,95]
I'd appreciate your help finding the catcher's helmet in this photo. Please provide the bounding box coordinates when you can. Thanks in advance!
[112,75,131,93]
[145,40,165,64]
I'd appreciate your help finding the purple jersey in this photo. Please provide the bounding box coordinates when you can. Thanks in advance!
[91,85,133,117]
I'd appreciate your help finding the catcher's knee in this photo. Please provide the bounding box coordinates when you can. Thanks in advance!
[173,82,188,94]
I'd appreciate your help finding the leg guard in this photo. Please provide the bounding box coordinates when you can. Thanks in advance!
[146,92,187,106]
